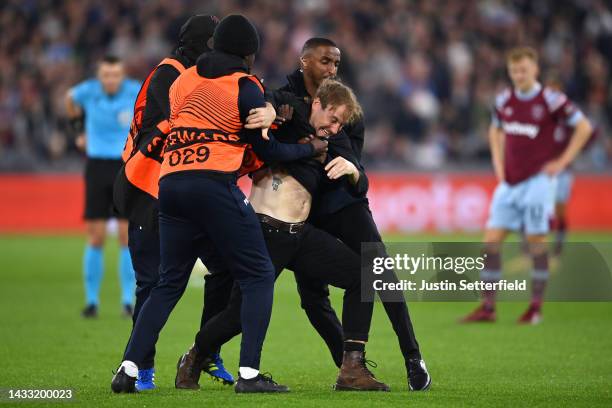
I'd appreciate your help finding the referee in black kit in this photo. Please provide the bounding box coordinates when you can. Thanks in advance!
[111,14,326,394]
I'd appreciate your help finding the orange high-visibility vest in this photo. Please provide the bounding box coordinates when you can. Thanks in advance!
[121,58,186,198]
[160,69,264,179]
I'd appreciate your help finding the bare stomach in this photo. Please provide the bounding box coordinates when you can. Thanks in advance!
[249,167,311,223]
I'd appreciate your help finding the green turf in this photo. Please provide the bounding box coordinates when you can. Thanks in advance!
[0,233,611,407]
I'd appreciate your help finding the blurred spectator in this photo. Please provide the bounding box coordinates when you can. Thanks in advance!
[0,0,610,171]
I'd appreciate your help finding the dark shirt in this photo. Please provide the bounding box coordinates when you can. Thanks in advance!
[266,89,368,199]
[275,70,369,215]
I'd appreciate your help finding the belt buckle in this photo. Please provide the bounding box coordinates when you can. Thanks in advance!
[289,223,299,234]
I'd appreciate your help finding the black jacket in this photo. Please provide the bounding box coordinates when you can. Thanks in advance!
[277,69,369,216]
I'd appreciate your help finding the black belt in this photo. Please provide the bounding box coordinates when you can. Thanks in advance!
[257,213,305,234]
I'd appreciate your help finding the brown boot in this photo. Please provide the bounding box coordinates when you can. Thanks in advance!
[334,351,390,391]
[175,344,202,390]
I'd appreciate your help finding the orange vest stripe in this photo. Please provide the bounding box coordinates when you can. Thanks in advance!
[121,57,187,197]
[160,70,263,178]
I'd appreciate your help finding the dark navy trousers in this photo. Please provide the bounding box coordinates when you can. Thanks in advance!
[125,222,234,369]
[123,172,275,370]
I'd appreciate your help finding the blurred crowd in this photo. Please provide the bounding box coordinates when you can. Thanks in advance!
[1,0,611,171]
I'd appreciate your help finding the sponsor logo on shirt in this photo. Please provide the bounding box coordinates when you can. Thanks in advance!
[502,121,539,139]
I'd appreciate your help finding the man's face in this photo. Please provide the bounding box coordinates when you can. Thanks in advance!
[302,46,341,87]
[97,62,125,95]
[507,57,538,92]
[309,99,347,138]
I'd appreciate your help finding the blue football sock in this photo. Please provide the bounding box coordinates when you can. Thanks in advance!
[83,245,104,306]
[119,246,136,306]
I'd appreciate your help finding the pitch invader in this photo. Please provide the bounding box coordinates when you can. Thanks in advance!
[66,56,140,318]
[462,47,592,324]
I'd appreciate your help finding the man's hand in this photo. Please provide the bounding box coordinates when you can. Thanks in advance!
[274,104,294,125]
[325,156,359,184]
[310,137,328,156]
[542,158,566,176]
[75,133,86,152]
[245,102,276,131]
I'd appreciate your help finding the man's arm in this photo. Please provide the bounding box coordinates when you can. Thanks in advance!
[489,124,505,182]
[65,86,86,151]
[325,132,369,195]
[238,77,326,162]
[147,65,181,119]
[543,118,593,175]
[344,119,365,162]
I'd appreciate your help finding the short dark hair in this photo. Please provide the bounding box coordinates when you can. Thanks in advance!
[100,55,121,65]
[301,37,338,55]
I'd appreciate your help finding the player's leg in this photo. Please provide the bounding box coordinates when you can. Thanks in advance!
[112,177,202,393]
[124,221,160,390]
[192,182,285,393]
[180,243,237,387]
[294,273,344,368]
[82,219,106,317]
[177,280,243,389]
[518,173,556,324]
[552,170,573,256]
[462,180,518,322]
[518,234,548,324]
[82,158,110,317]
[311,202,429,390]
[177,219,295,390]
[117,219,135,316]
[290,225,389,391]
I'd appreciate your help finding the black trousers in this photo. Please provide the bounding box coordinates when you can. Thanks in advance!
[123,173,275,369]
[125,222,234,369]
[308,201,422,361]
[194,221,373,367]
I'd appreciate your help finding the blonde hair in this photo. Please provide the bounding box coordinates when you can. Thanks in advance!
[506,46,538,63]
[315,79,363,124]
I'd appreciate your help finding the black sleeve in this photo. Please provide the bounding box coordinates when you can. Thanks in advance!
[147,65,181,119]
[328,132,369,195]
[344,118,365,162]
[239,77,314,162]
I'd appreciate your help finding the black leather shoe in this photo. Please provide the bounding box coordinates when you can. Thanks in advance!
[407,359,431,391]
[234,373,289,393]
[111,366,137,393]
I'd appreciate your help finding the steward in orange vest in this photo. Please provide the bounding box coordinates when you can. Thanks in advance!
[110,15,241,390]
[113,15,219,230]
[113,14,325,394]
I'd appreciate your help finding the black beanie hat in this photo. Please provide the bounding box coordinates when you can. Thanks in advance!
[179,15,219,49]
[213,14,260,57]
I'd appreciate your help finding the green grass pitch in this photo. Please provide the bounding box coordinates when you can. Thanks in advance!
[0,233,611,407]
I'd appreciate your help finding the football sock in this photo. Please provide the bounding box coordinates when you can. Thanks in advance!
[239,367,259,379]
[531,252,549,309]
[480,250,501,310]
[84,245,104,306]
[343,341,365,353]
[120,360,138,378]
[119,246,136,306]
[554,216,567,256]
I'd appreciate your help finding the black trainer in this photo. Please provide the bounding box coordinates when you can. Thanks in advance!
[407,359,431,391]
[111,366,137,393]
[81,304,98,319]
[235,373,289,393]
